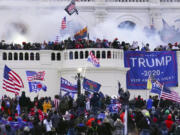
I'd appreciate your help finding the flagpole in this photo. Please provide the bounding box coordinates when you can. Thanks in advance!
[157,83,164,108]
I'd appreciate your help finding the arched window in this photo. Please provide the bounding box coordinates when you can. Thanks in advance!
[25,52,29,60]
[3,52,7,60]
[57,53,61,61]
[69,51,73,60]
[19,53,23,60]
[80,51,84,59]
[75,51,78,59]
[102,51,106,59]
[118,21,136,31]
[36,53,40,60]
[85,51,89,58]
[8,53,12,60]
[14,53,18,60]
[51,53,55,61]
[96,51,100,58]
[30,53,34,60]
[107,51,111,59]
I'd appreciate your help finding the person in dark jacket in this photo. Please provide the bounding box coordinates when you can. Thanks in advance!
[19,91,30,113]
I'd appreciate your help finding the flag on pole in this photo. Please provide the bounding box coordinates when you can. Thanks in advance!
[60,77,77,93]
[149,76,180,103]
[87,51,100,68]
[161,87,180,103]
[64,0,78,16]
[74,27,88,40]
[150,80,163,95]
[61,17,67,30]
[3,65,24,95]
[83,77,101,93]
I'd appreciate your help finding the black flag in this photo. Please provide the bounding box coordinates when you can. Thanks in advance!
[64,0,78,16]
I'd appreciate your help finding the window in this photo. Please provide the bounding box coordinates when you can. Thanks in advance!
[85,51,89,58]
[107,51,111,59]
[3,52,7,60]
[75,51,78,59]
[80,51,84,59]
[19,53,23,60]
[51,53,55,61]
[14,53,18,60]
[36,53,40,60]
[102,51,106,59]
[57,53,61,61]
[8,53,12,60]
[25,52,29,60]
[69,51,73,60]
[30,53,34,60]
[96,51,100,58]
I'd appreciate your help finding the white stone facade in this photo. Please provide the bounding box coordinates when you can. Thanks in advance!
[1,49,180,101]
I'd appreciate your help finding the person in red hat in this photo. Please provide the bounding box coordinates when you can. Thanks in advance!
[165,114,174,130]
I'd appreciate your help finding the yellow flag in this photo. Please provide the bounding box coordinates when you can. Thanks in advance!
[147,77,152,90]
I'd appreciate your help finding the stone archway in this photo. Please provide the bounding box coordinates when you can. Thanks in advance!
[116,15,143,29]
[118,21,136,30]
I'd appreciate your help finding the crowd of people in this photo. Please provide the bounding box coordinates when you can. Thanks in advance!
[0,88,180,135]
[1,38,180,51]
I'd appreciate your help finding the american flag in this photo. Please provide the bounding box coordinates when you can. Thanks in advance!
[161,86,180,103]
[61,17,66,30]
[3,65,24,95]
[87,51,100,67]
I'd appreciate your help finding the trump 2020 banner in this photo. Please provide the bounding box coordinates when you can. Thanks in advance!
[26,71,47,93]
[83,77,101,93]
[60,77,77,93]
[124,51,178,89]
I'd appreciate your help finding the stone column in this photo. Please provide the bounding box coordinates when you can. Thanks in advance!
[149,0,162,31]
[149,10,162,30]
[94,0,107,25]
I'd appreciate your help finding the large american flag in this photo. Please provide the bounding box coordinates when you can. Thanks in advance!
[61,17,67,30]
[161,86,180,103]
[150,76,180,103]
[3,65,24,95]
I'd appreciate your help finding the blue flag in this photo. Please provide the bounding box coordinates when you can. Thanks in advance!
[26,71,47,93]
[124,51,178,89]
[150,80,163,95]
[83,77,101,93]
[60,77,77,93]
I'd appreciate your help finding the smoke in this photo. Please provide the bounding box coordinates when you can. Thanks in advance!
[89,19,165,50]
[0,0,79,43]
[0,0,165,50]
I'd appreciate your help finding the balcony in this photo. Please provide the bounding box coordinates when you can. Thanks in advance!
[0,49,124,70]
